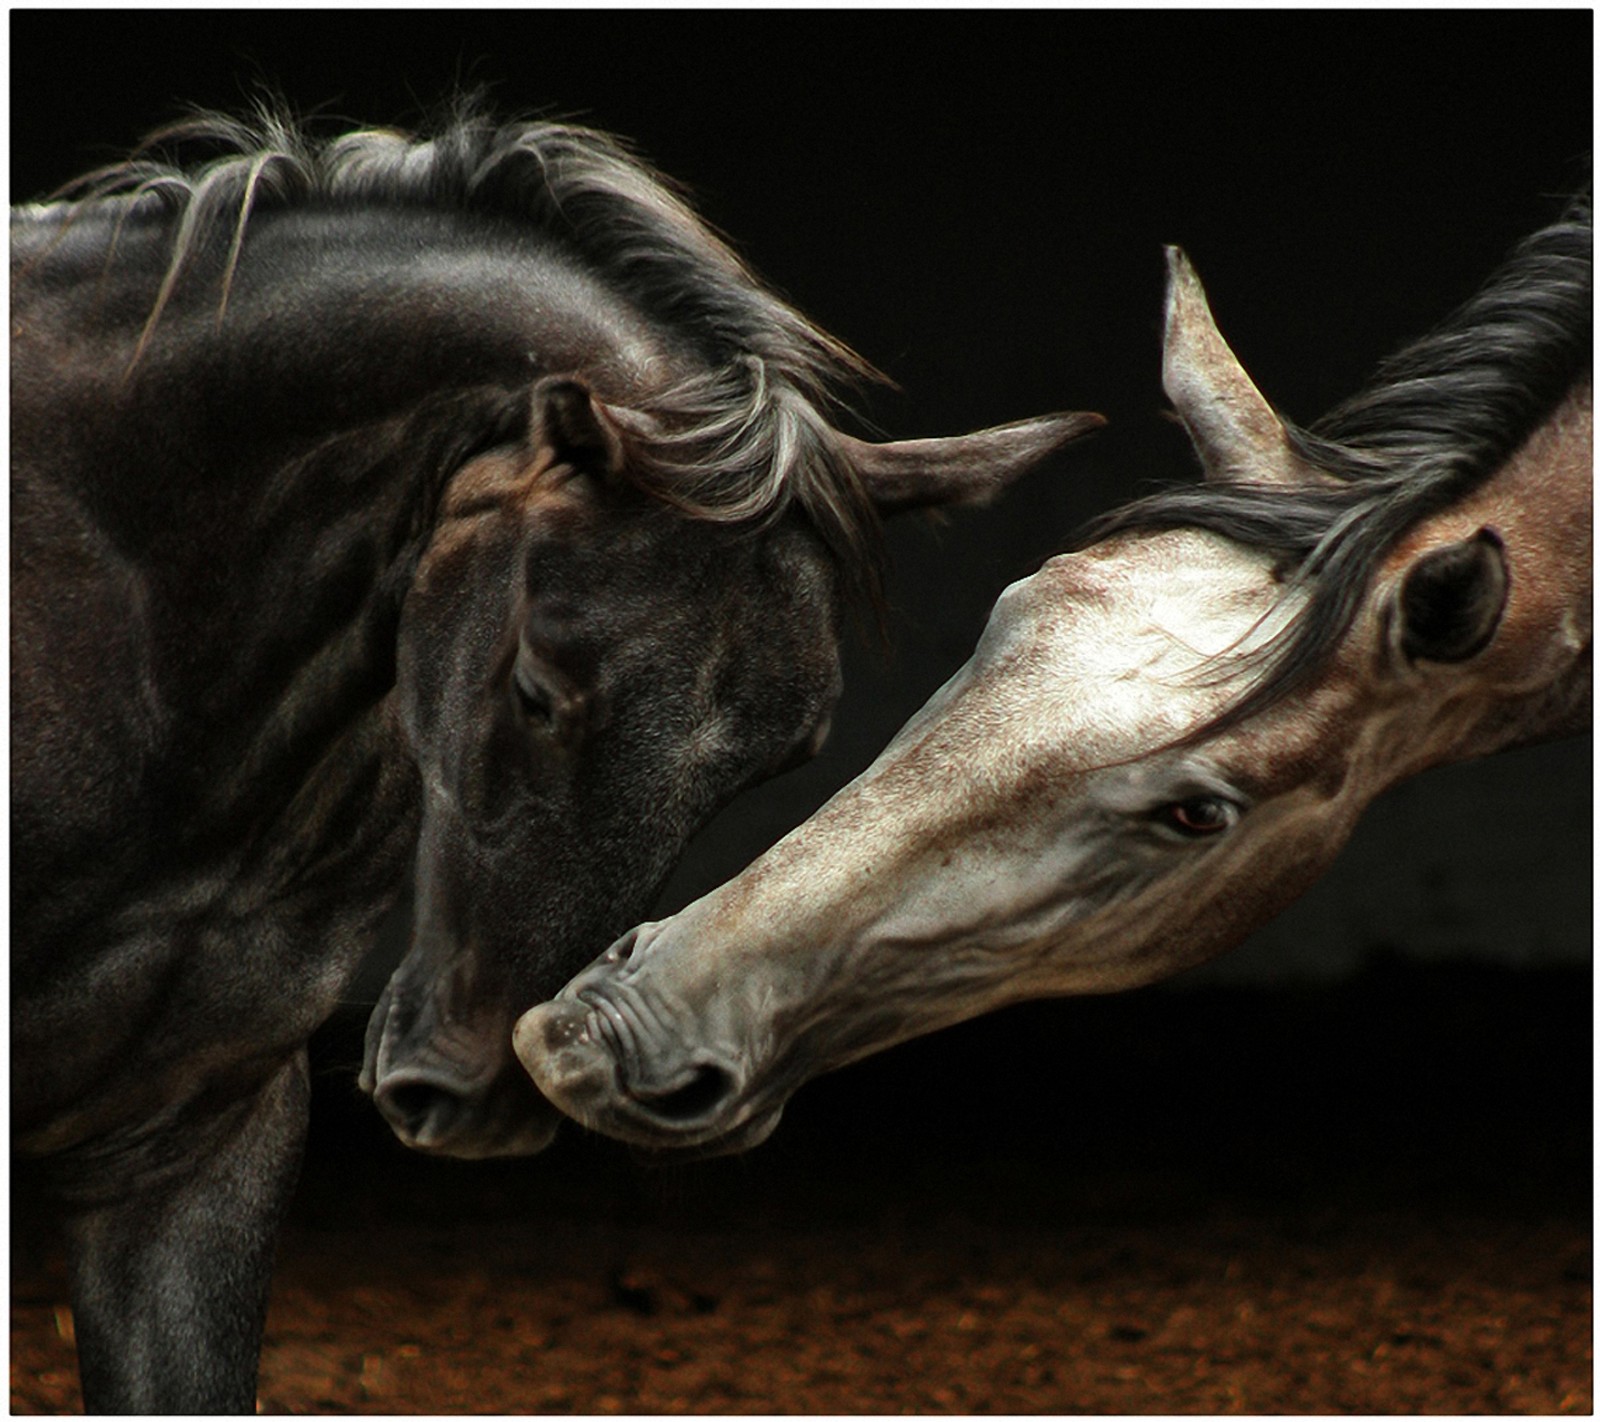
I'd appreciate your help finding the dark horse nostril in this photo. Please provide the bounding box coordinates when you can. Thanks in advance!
[636,1062,737,1123]
[376,1078,466,1142]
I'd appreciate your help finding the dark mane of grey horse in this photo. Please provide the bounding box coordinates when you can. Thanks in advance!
[1078,188,1592,739]
[23,100,886,598]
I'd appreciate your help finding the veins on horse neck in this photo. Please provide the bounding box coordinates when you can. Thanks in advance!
[154,391,525,855]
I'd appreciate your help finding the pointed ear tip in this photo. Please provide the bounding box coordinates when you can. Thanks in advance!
[1167,242,1212,293]
[984,410,1106,439]
[1003,410,1106,452]
[1162,254,1202,335]
[1055,410,1108,437]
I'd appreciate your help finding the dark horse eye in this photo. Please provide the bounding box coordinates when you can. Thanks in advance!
[1159,796,1239,838]
[511,661,555,725]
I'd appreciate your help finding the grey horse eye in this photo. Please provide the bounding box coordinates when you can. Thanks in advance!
[1157,796,1239,838]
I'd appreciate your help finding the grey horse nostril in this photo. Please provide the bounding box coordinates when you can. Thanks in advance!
[635,1061,737,1122]
[606,927,640,965]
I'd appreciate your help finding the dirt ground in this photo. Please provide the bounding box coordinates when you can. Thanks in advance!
[12,962,1591,1414]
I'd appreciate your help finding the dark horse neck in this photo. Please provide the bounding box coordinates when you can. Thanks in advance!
[10,201,674,992]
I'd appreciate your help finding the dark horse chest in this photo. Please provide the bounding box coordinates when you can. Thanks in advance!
[12,631,418,1177]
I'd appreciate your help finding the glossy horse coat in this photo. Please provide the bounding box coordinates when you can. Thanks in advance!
[11,109,1094,1412]
[519,193,1591,1155]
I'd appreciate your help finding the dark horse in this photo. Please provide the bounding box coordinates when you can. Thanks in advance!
[11,106,1098,1412]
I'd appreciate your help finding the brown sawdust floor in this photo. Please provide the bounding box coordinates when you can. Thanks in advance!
[11,962,1592,1414]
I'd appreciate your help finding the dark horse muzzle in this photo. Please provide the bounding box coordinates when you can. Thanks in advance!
[362,969,561,1159]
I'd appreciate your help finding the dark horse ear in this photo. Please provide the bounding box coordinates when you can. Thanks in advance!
[836,411,1105,516]
[529,376,627,478]
[1396,527,1510,664]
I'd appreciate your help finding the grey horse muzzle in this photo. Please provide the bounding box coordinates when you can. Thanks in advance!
[512,928,781,1155]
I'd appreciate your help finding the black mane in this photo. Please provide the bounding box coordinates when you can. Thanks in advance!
[1081,187,1592,736]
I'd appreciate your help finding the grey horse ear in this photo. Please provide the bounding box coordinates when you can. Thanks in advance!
[1162,247,1307,486]
[1395,528,1510,664]
[837,411,1105,516]
[529,376,627,478]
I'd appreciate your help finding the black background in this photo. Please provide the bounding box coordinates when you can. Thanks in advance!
[11,11,1589,1002]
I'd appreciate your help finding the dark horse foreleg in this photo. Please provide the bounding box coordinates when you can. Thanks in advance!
[62,1054,309,1414]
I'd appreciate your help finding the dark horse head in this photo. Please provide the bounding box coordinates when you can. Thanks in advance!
[366,369,1096,1159]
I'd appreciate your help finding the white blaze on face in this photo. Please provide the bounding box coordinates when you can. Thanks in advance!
[997,530,1299,752]
[828,531,1295,946]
